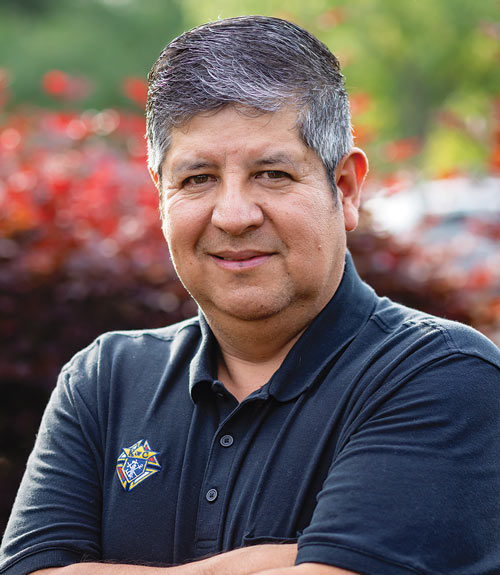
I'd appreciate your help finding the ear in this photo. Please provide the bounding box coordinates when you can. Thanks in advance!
[149,167,160,190]
[335,147,369,232]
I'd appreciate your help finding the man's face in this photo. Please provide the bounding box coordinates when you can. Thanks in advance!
[159,105,359,326]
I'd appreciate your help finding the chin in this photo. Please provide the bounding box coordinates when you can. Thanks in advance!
[225,307,285,322]
[198,292,295,323]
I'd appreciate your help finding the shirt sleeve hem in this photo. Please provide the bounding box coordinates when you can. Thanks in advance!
[296,542,425,575]
[0,547,83,575]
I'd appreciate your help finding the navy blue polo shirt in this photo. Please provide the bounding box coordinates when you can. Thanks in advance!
[2,254,500,575]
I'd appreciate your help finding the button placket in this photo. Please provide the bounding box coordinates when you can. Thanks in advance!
[194,419,242,549]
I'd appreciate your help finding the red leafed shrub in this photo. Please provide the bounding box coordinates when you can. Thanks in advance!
[0,107,195,394]
[0,107,196,528]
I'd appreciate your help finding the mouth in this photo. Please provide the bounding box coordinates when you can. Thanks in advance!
[209,250,274,270]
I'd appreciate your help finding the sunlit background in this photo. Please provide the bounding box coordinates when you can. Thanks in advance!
[1,0,499,532]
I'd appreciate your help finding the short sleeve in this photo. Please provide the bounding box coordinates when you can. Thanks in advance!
[0,342,104,575]
[296,354,500,575]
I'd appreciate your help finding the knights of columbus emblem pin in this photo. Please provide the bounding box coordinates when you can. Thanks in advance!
[116,439,161,491]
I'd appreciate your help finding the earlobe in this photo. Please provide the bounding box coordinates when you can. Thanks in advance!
[335,148,369,232]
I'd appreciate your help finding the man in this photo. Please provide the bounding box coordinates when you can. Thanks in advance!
[1,15,500,575]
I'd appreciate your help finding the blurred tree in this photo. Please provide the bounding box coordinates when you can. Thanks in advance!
[3,0,498,177]
[0,0,185,110]
[181,0,500,178]
[315,0,500,177]
[0,0,52,14]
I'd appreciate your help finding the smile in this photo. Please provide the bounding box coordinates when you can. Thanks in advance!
[210,251,274,270]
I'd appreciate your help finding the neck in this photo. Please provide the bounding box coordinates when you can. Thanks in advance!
[205,308,315,402]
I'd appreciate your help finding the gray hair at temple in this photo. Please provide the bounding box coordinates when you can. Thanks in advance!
[146,15,353,193]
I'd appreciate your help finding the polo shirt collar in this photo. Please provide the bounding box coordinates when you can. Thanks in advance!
[267,251,377,401]
[189,251,377,402]
[189,312,219,398]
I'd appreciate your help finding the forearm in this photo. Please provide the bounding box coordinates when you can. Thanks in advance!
[31,543,297,575]
[252,565,359,575]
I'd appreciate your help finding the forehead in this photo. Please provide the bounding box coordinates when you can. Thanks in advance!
[163,105,311,171]
[177,104,300,133]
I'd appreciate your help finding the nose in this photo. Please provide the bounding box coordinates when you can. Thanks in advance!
[211,179,264,236]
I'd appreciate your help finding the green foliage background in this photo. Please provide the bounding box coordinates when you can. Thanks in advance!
[2,0,499,178]
[0,0,183,109]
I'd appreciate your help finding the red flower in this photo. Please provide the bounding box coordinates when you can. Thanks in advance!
[316,8,346,29]
[122,77,148,108]
[42,70,92,101]
[42,70,70,97]
[350,92,372,116]
[385,138,421,163]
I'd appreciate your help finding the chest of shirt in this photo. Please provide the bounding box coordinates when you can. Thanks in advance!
[93,310,444,566]
[98,372,351,566]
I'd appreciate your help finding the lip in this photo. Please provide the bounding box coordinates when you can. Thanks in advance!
[209,250,274,271]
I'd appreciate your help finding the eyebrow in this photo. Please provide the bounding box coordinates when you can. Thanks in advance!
[252,154,295,168]
[168,152,297,178]
[169,160,218,178]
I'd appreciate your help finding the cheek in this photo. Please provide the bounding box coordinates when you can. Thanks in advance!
[162,200,204,245]
[161,217,177,259]
[163,211,216,284]
[292,213,345,275]
[161,213,190,268]
[283,200,339,246]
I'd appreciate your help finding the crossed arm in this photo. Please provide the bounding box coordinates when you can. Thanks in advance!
[30,545,359,575]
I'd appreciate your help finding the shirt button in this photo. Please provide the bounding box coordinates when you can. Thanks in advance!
[212,381,227,399]
[206,488,218,502]
[220,434,234,447]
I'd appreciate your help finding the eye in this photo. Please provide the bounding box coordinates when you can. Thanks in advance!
[182,174,215,187]
[258,170,291,180]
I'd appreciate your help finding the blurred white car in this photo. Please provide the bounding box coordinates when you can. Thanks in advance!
[363,176,500,344]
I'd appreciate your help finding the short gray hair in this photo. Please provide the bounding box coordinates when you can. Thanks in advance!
[146,15,353,190]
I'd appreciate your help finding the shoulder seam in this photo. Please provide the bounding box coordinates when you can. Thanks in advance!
[372,313,500,367]
[100,316,200,343]
[59,317,200,374]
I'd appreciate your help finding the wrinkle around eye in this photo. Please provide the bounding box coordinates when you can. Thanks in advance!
[254,170,295,190]
[180,174,218,191]
[184,174,215,185]
[256,170,291,180]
